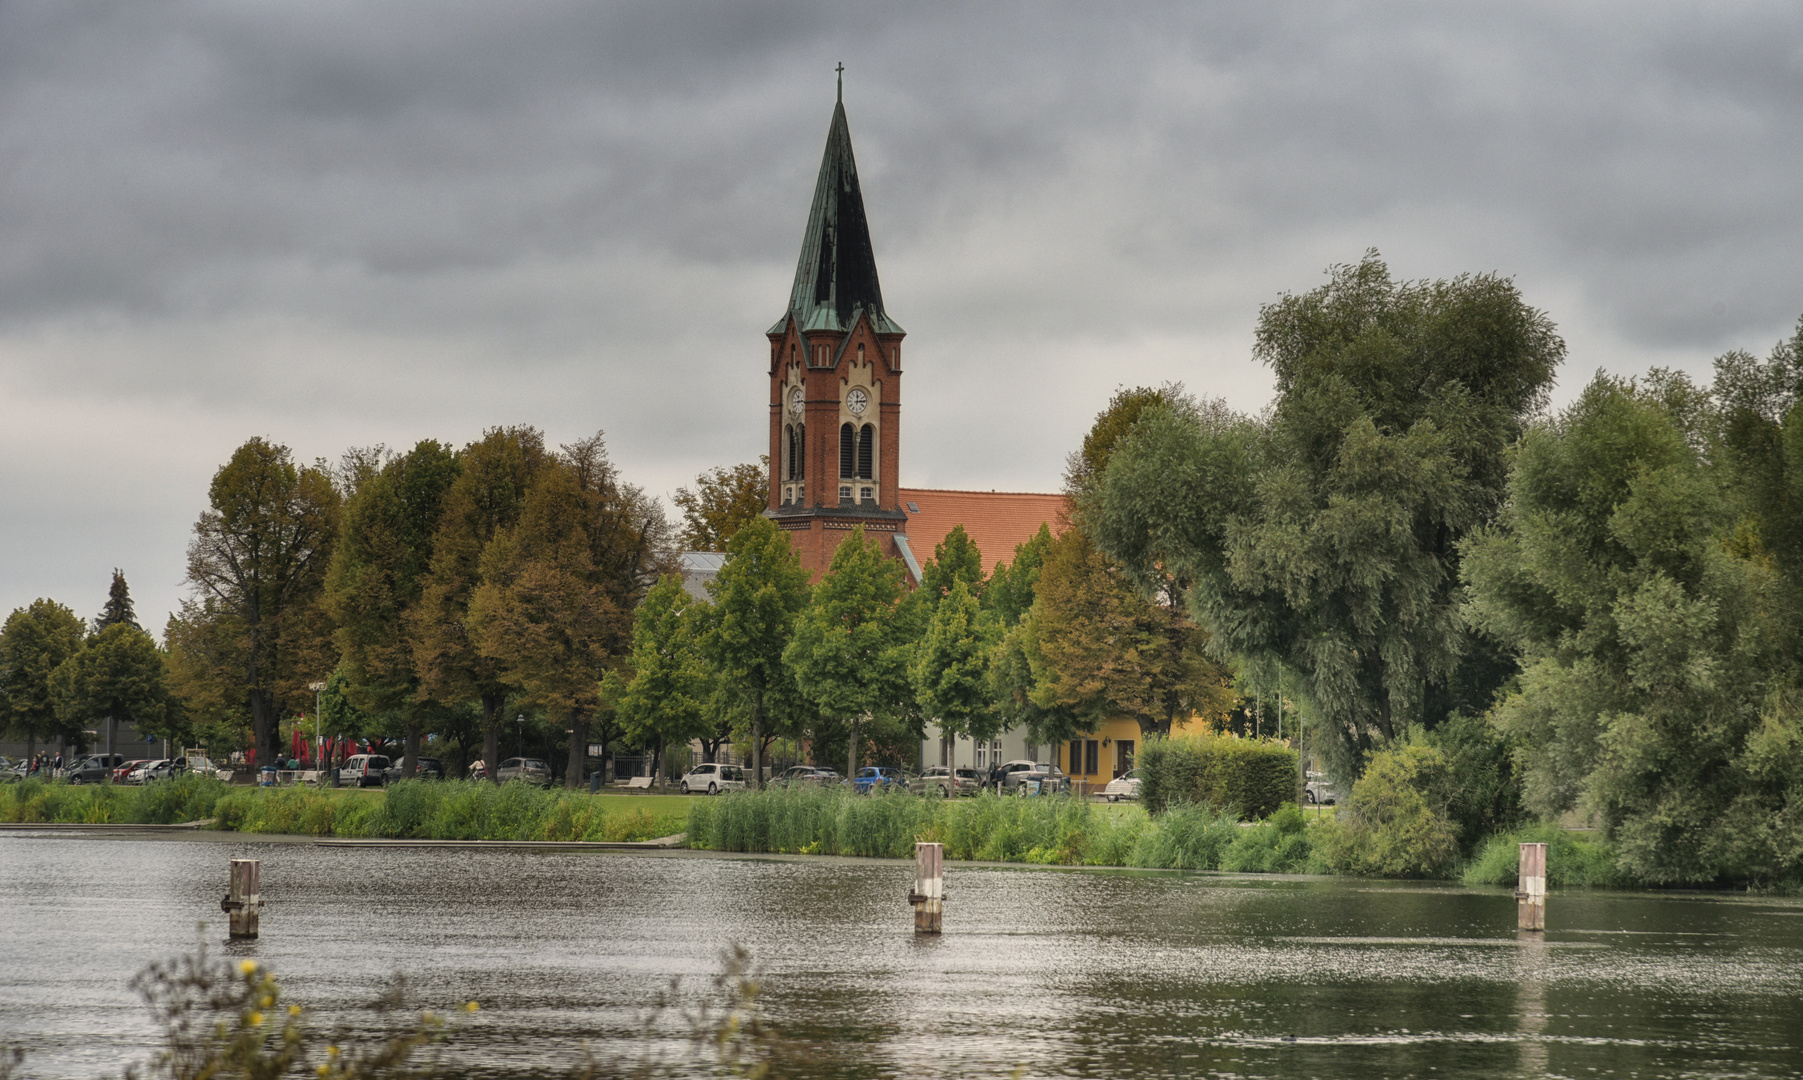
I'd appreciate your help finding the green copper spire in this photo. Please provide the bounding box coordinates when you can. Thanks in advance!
[769,75,902,339]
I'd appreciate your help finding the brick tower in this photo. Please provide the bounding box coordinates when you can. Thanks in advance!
[766,78,912,580]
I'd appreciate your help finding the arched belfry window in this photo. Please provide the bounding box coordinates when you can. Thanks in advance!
[783,425,797,481]
[796,422,804,479]
[857,424,874,480]
[839,423,855,478]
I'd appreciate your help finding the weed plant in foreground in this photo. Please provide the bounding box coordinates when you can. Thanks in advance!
[0,938,798,1080]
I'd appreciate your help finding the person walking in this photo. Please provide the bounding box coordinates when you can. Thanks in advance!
[53,752,63,776]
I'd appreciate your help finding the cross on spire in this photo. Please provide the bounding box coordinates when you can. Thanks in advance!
[836,62,844,102]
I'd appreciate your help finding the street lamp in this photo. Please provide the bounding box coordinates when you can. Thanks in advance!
[308,682,327,781]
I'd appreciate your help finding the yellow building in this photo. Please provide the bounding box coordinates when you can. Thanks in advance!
[1056,713,1219,794]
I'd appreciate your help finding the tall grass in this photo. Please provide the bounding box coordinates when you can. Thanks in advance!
[1460,823,1626,888]
[210,781,678,841]
[0,774,227,825]
[687,787,1327,872]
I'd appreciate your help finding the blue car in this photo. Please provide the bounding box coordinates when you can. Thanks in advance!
[852,766,908,794]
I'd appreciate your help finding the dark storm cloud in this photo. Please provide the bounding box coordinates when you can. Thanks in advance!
[3,1,1803,626]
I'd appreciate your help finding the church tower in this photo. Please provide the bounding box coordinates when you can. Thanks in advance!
[766,77,911,580]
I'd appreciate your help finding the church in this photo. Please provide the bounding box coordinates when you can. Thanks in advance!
[752,79,1108,779]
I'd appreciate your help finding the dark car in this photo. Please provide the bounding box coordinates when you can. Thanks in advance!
[496,757,552,786]
[383,756,446,782]
[851,766,908,795]
[68,754,127,784]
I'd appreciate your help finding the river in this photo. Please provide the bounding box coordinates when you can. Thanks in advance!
[2,831,1801,1078]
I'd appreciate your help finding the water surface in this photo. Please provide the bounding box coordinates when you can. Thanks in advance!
[2,832,1800,1078]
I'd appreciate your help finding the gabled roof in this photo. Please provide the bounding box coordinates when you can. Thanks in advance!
[769,91,903,339]
[898,488,1068,575]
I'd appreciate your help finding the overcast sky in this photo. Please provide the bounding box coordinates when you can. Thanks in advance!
[3,2,1801,632]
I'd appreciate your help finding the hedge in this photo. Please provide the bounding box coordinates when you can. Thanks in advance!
[1137,733,1298,818]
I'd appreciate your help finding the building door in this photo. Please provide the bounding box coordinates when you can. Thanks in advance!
[1115,739,1135,777]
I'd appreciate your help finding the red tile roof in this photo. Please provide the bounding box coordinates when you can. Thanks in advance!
[897,487,1069,573]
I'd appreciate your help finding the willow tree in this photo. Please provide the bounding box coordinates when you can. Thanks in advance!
[1093,253,1562,775]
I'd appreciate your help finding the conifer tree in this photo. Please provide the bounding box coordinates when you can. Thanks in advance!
[94,570,139,633]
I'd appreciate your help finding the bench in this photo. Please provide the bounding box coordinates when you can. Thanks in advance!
[623,775,655,790]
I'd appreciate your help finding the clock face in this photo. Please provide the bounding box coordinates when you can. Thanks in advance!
[788,387,804,417]
[847,388,869,416]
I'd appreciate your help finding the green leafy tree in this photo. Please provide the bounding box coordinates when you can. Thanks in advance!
[183,437,341,768]
[0,599,87,760]
[983,524,1053,627]
[412,427,550,781]
[1094,253,1563,776]
[700,516,811,787]
[94,570,140,633]
[673,458,769,551]
[616,574,713,782]
[51,623,172,758]
[467,434,670,787]
[325,439,461,778]
[911,578,1003,744]
[785,526,914,778]
[162,606,246,758]
[918,525,985,607]
[1463,374,1795,884]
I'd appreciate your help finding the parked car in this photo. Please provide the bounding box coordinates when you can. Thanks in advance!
[65,754,125,784]
[908,766,983,797]
[680,763,747,795]
[1102,768,1142,803]
[341,754,392,788]
[1304,771,1337,806]
[127,759,187,784]
[496,757,552,786]
[986,759,1039,793]
[0,757,25,782]
[1004,762,1067,796]
[112,759,153,784]
[852,766,909,795]
[383,756,446,782]
[776,765,840,788]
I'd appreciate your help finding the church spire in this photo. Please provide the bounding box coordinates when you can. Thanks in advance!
[773,76,902,338]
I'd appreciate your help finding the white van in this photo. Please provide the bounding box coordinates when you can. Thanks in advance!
[341,754,391,788]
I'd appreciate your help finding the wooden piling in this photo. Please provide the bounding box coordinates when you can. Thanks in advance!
[908,842,943,934]
[221,858,263,939]
[1515,842,1546,931]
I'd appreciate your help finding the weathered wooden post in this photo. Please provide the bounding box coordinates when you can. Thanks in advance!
[1515,842,1546,931]
[907,841,943,934]
[221,858,264,939]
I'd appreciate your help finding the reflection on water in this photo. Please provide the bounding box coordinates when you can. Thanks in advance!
[3,833,1802,1078]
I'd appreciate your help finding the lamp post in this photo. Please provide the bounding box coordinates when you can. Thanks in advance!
[308,682,326,780]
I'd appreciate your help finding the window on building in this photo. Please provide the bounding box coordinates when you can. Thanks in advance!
[1085,739,1099,776]
[797,423,804,479]
[839,423,855,478]
[857,424,874,479]
[1069,740,1083,775]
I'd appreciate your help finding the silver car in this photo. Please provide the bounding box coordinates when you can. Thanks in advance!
[680,763,746,795]
[1102,768,1141,802]
[908,766,983,797]
[496,757,553,786]
[1304,771,1337,806]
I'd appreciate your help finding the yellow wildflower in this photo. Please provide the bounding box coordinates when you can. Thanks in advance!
[288,1005,302,1017]
[463,1001,480,1013]
[239,960,258,976]
[248,1011,264,1027]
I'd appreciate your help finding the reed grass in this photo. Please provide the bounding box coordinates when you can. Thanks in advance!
[686,787,1328,871]
[1460,823,1625,888]
[208,780,683,841]
[0,774,227,825]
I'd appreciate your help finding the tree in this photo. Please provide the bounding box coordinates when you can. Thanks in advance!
[911,578,1002,744]
[983,524,1053,627]
[467,434,670,787]
[412,427,550,781]
[918,525,985,607]
[0,599,87,761]
[184,438,340,768]
[51,623,171,757]
[95,570,140,633]
[615,574,713,782]
[673,458,769,551]
[700,516,811,788]
[162,605,247,758]
[325,440,461,778]
[1093,253,1563,776]
[785,526,913,778]
[1463,374,1797,884]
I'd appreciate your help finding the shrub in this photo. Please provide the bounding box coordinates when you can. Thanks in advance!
[1316,745,1460,878]
[1127,803,1240,870]
[1138,734,1298,818]
[1424,713,1523,852]
[1221,803,1317,873]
